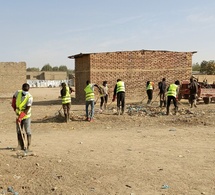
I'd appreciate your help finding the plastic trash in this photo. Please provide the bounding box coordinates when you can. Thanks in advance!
[161,184,169,189]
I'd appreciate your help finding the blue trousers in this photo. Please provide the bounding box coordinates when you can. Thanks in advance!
[86,100,94,119]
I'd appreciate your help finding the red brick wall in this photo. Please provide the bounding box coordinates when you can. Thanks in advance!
[0,62,26,97]
[74,50,193,102]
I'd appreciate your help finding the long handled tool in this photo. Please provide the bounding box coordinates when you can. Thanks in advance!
[17,122,27,151]
[94,96,100,105]
[151,93,160,106]
[140,96,147,104]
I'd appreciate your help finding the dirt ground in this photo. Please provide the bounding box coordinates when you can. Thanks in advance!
[0,88,215,195]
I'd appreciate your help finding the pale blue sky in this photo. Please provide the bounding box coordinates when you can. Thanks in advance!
[1,0,215,69]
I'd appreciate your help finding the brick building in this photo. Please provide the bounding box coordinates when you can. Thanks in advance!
[0,62,26,96]
[68,50,196,102]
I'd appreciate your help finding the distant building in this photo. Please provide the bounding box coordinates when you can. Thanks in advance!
[69,49,196,102]
[26,71,75,87]
[26,71,67,80]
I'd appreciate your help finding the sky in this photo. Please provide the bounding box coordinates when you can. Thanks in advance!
[1,0,215,70]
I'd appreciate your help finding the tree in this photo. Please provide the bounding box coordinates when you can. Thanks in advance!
[192,63,200,71]
[206,61,215,74]
[200,60,215,75]
[67,69,74,75]
[52,66,59,71]
[41,64,52,71]
[59,65,68,71]
[26,67,40,71]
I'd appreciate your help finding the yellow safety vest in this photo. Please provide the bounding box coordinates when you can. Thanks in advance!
[167,84,178,97]
[116,81,125,93]
[62,86,71,104]
[147,82,153,90]
[15,90,32,119]
[84,84,95,101]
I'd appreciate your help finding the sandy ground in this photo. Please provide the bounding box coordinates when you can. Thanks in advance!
[0,87,215,195]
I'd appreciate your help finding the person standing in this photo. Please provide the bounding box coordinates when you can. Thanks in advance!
[84,80,99,122]
[11,83,33,151]
[188,77,198,108]
[99,81,109,111]
[166,80,180,115]
[112,79,125,115]
[158,78,167,107]
[146,81,154,105]
[60,82,73,122]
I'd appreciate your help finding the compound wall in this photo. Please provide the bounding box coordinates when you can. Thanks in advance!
[0,62,26,97]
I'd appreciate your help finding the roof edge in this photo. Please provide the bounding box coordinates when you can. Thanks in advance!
[68,49,197,59]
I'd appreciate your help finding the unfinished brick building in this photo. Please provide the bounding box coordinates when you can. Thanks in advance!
[68,50,196,102]
[0,62,26,96]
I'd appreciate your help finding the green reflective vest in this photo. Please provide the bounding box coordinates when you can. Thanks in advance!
[167,84,178,97]
[116,81,125,93]
[147,82,153,90]
[15,90,32,119]
[62,86,71,104]
[84,84,95,101]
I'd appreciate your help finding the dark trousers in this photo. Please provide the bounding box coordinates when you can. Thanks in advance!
[117,92,125,111]
[100,95,108,109]
[147,90,153,104]
[189,94,197,107]
[159,92,166,107]
[166,96,178,114]
[167,96,177,108]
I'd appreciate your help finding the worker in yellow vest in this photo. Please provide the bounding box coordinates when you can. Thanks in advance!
[84,80,99,122]
[60,82,74,122]
[166,80,180,115]
[146,81,154,104]
[11,83,33,151]
[112,79,125,115]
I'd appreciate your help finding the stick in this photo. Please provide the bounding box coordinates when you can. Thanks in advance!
[17,122,27,151]
[151,93,160,105]
[140,96,147,103]
[94,96,100,105]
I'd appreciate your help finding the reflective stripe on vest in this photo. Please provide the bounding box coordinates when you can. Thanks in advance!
[147,82,153,90]
[15,90,31,119]
[167,84,178,97]
[62,86,71,104]
[116,81,125,93]
[100,85,108,97]
[84,84,95,101]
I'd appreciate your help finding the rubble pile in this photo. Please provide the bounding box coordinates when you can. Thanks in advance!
[126,104,212,117]
[126,104,215,126]
[127,105,166,117]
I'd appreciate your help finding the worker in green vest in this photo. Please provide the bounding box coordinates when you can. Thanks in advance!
[60,82,74,122]
[11,83,33,151]
[84,80,99,122]
[166,80,180,115]
[112,79,126,115]
[146,81,154,105]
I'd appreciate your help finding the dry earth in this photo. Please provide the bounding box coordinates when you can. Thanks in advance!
[0,88,215,195]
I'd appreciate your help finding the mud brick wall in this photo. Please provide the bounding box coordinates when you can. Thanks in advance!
[75,55,91,102]
[0,62,26,96]
[74,50,193,102]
